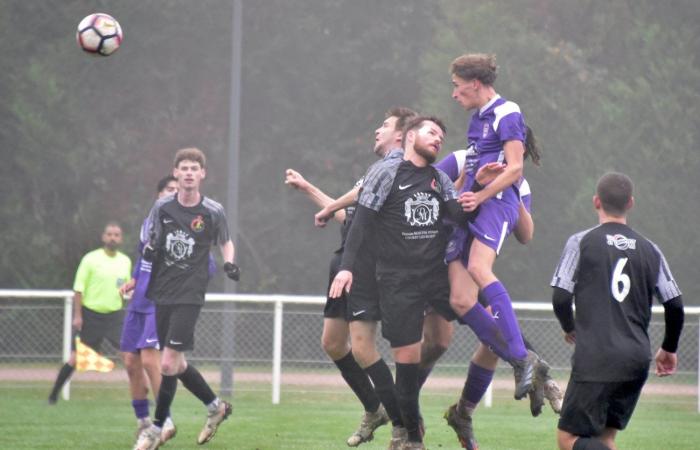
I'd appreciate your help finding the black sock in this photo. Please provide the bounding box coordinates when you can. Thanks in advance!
[416,365,432,390]
[334,351,381,412]
[178,364,216,405]
[395,362,421,442]
[523,335,535,353]
[573,437,611,450]
[364,359,403,426]
[154,375,178,427]
[49,363,75,401]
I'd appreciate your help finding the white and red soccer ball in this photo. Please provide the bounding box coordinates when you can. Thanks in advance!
[76,13,123,56]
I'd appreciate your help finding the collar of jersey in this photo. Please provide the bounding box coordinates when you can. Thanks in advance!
[384,148,404,159]
[478,93,502,117]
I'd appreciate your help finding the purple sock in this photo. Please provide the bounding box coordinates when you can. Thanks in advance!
[482,281,527,360]
[459,362,494,413]
[459,303,510,361]
[132,398,149,419]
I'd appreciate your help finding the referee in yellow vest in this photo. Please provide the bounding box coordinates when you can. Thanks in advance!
[48,222,132,403]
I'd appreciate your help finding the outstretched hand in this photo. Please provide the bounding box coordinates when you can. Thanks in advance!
[475,162,506,186]
[284,169,309,192]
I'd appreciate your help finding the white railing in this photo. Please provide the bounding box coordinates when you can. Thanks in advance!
[1,289,699,411]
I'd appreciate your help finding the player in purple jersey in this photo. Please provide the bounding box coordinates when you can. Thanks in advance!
[446,54,542,406]
[436,138,563,449]
[551,173,684,450]
[119,175,178,442]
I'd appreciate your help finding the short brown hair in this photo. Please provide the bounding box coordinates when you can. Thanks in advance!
[451,53,498,86]
[174,147,206,168]
[596,172,633,216]
[386,107,418,134]
[402,115,447,148]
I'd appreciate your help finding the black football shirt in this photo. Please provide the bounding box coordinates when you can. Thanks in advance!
[145,194,230,305]
[551,222,681,381]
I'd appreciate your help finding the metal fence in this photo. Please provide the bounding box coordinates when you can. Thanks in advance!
[1,289,698,411]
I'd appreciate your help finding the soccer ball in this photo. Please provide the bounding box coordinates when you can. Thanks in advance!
[76,13,123,56]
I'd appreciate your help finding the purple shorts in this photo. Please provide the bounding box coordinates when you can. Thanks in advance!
[120,310,159,353]
[446,198,519,266]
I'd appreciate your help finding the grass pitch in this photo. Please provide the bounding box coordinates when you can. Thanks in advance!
[0,381,697,449]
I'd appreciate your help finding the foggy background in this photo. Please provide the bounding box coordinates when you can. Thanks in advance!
[1,0,698,305]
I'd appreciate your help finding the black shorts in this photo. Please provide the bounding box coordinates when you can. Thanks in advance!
[324,252,348,319]
[155,304,202,352]
[73,307,124,352]
[558,376,647,437]
[325,248,381,322]
[346,248,380,322]
[377,264,451,348]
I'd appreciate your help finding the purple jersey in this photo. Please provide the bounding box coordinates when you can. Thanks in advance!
[434,150,532,210]
[128,218,157,313]
[436,149,531,259]
[462,95,526,207]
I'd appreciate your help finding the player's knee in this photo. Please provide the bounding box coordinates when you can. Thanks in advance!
[466,262,489,286]
[557,429,577,450]
[420,343,446,369]
[160,360,179,376]
[352,346,379,368]
[321,335,348,360]
[449,290,475,314]
[123,353,138,370]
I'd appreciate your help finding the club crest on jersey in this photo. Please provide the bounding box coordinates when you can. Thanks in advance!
[165,230,195,261]
[606,234,636,250]
[482,123,490,138]
[404,192,439,227]
[191,215,205,233]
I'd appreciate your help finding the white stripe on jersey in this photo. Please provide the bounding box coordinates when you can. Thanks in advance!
[493,101,521,132]
[650,242,682,302]
[452,149,468,175]
[550,227,597,293]
[519,179,531,198]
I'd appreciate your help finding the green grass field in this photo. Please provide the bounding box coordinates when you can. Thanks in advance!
[1,381,697,449]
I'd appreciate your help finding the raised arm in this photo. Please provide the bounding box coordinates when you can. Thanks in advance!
[314,186,359,227]
[462,141,524,211]
[285,168,346,223]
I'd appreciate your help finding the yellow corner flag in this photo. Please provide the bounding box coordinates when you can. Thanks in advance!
[75,337,114,373]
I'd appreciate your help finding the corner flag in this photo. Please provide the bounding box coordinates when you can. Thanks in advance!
[75,337,114,372]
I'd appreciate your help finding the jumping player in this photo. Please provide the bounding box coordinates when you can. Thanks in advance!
[447,53,538,403]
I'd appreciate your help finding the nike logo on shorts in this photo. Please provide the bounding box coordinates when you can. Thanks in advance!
[169,340,182,345]
[146,338,158,344]
[352,310,366,317]
[483,234,496,241]
[398,184,412,190]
